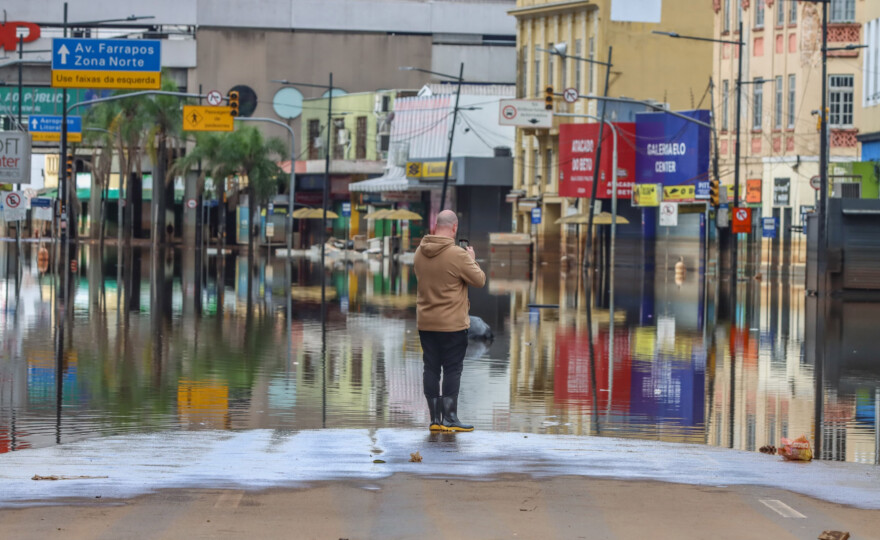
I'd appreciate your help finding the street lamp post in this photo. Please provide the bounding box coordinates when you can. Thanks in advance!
[399,64,465,213]
[538,43,613,271]
[274,76,336,315]
[653,25,744,288]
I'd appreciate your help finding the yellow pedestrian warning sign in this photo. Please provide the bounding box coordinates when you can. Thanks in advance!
[183,105,234,132]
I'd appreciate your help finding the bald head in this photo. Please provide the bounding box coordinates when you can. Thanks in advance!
[434,209,458,238]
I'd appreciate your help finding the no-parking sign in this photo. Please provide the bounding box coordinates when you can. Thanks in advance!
[732,207,751,234]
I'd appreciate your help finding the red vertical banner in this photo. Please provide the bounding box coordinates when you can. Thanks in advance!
[732,207,752,234]
[558,122,635,199]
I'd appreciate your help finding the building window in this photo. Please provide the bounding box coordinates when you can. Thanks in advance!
[753,84,763,130]
[774,76,783,129]
[519,150,526,188]
[776,0,785,26]
[789,0,797,24]
[787,74,796,129]
[520,45,528,98]
[723,0,731,33]
[866,19,880,107]
[755,0,764,29]
[830,0,855,24]
[829,74,854,126]
[589,37,595,93]
[545,148,553,187]
[722,80,729,131]
[736,0,742,28]
[548,43,555,89]
[355,116,367,159]
[575,39,582,92]
[532,148,540,188]
[534,45,541,98]
[333,122,346,159]
[308,119,321,160]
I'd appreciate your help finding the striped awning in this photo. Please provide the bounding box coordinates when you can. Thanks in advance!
[349,167,435,193]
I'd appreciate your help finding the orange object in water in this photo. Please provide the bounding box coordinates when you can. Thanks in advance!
[779,436,813,461]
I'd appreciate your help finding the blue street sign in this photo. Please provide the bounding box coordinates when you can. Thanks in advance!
[341,202,351,217]
[761,217,777,239]
[531,207,542,224]
[51,38,161,90]
[30,198,52,208]
[28,115,82,142]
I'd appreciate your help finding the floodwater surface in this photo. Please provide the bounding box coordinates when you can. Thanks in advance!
[0,241,878,466]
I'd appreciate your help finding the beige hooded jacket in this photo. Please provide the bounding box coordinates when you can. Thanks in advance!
[413,235,486,332]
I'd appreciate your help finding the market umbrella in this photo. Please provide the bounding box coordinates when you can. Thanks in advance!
[555,211,630,225]
[363,208,394,220]
[291,207,313,218]
[384,209,423,221]
[303,208,338,219]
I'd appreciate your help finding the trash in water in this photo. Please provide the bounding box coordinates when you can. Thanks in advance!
[409,451,423,463]
[372,459,386,464]
[818,531,850,540]
[32,475,109,481]
[759,445,777,455]
[779,436,813,461]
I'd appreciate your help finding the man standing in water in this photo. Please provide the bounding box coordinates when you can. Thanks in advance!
[414,209,486,432]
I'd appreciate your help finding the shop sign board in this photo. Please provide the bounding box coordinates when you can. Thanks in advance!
[746,179,762,204]
[773,177,791,206]
[0,132,31,185]
[633,183,661,207]
[635,109,710,199]
[51,38,161,89]
[558,122,636,199]
[405,161,454,180]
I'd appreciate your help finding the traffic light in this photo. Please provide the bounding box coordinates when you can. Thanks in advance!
[544,86,554,111]
[229,90,240,117]
[709,178,720,208]
[65,154,75,179]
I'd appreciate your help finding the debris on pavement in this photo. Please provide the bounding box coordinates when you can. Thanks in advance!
[32,475,109,481]
[759,445,777,455]
[779,436,813,461]
[409,451,422,463]
[818,531,850,540]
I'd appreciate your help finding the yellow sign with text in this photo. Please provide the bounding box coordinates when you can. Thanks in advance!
[52,70,161,90]
[405,161,454,180]
[663,185,696,202]
[632,184,660,207]
[182,105,234,132]
[31,132,82,143]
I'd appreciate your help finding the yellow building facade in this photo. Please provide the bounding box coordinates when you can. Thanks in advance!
[509,0,714,260]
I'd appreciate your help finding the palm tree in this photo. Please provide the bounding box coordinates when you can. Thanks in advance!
[176,126,285,254]
[229,126,286,254]
[144,75,186,244]
[82,105,116,242]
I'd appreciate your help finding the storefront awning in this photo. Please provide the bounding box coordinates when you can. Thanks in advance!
[349,167,436,193]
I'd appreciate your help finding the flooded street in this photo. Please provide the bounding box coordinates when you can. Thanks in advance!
[1,241,878,466]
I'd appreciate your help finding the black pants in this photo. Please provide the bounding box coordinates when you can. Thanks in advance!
[419,329,468,399]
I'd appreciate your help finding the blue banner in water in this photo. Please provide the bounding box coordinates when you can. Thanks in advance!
[635,110,711,199]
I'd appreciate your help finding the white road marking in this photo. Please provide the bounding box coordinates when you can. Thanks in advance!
[214,491,244,509]
[760,499,806,518]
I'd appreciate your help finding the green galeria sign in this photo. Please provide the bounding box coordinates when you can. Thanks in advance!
[0,87,100,117]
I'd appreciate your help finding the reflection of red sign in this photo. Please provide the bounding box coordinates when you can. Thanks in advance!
[745,179,762,204]
[732,207,751,234]
[555,328,631,410]
[0,22,40,52]
[558,122,636,199]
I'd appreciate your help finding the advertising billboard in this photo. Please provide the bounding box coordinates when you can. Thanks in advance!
[558,122,636,199]
[635,110,710,199]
